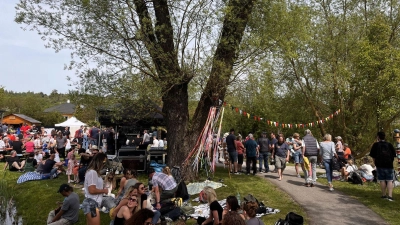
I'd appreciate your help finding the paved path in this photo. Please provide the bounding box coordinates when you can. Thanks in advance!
[258,166,387,225]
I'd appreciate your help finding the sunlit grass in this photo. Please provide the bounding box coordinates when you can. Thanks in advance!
[0,162,306,225]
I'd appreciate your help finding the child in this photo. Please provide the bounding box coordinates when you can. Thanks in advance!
[67,153,76,183]
[104,171,116,198]
[72,160,79,183]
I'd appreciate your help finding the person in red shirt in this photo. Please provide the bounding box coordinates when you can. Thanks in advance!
[7,132,16,141]
[235,136,245,173]
[343,143,352,160]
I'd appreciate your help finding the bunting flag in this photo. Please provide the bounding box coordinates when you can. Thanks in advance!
[223,101,341,129]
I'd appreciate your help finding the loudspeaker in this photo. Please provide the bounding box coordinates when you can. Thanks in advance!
[118,148,146,157]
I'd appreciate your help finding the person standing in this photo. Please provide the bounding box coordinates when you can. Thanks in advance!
[302,129,320,187]
[292,133,303,178]
[47,184,80,225]
[269,132,278,172]
[257,132,270,173]
[244,134,258,175]
[235,136,245,173]
[343,143,352,160]
[319,134,337,191]
[56,132,67,160]
[335,136,344,157]
[226,128,239,174]
[369,131,396,201]
[272,136,290,181]
[82,153,109,225]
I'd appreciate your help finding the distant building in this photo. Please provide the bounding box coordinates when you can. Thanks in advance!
[44,100,76,120]
[2,114,42,126]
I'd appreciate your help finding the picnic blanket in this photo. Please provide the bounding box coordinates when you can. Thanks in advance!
[189,199,280,219]
[17,172,58,184]
[187,180,226,195]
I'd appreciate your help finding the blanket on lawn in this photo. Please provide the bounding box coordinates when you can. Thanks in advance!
[189,199,280,219]
[17,172,58,184]
[187,180,226,195]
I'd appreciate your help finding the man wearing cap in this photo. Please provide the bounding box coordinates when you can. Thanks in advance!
[302,129,320,187]
[257,132,270,173]
[148,168,177,209]
[47,184,80,224]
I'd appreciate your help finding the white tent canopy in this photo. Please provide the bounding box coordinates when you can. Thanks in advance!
[55,117,87,137]
[55,117,86,127]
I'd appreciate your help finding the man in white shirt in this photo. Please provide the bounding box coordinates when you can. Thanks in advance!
[151,136,159,148]
[158,138,164,148]
[359,157,374,180]
[34,150,43,164]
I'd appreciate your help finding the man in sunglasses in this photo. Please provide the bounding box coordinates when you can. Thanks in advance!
[148,168,177,209]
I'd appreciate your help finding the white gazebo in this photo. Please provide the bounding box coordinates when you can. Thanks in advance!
[55,116,87,136]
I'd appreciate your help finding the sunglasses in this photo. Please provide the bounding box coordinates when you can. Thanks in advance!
[128,198,137,202]
[140,187,145,190]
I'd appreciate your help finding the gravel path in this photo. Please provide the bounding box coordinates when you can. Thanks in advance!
[257,165,388,225]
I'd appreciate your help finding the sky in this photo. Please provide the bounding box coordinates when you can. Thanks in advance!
[0,1,75,94]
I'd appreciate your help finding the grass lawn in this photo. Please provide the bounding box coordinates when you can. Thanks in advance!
[0,162,306,225]
[317,173,400,225]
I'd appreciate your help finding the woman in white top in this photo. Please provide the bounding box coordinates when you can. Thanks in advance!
[83,153,109,225]
[319,134,338,191]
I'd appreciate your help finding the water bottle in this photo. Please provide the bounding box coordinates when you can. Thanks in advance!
[236,192,241,205]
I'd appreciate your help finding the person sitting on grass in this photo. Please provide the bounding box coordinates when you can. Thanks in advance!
[114,194,139,225]
[243,201,265,225]
[359,157,375,181]
[25,152,38,172]
[340,159,357,181]
[111,186,138,221]
[47,184,80,225]
[3,150,25,172]
[39,153,65,176]
[125,208,154,225]
[222,196,245,222]
[223,211,246,225]
[197,186,223,225]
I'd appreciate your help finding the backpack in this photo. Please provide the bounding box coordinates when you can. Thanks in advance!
[171,166,182,183]
[175,181,189,201]
[375,142,394,166]
[275,212,304,225]
[350,171,363,185]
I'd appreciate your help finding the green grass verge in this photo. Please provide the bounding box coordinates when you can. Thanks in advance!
[317,174,400,225]
[0,162,306,225]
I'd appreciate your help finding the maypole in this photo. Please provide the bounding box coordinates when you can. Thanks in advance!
[183,105,225,176]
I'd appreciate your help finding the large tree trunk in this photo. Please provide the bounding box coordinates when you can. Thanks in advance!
[191,0,256,141]
[162,82,190,168]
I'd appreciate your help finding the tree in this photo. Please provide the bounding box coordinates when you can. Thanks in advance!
[16,0,257,171]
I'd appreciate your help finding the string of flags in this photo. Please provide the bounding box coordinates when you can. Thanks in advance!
[223,101,341,128]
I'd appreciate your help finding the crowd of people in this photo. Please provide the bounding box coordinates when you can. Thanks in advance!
[222,128,396,198]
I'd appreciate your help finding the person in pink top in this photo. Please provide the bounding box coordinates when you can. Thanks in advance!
[25,137,35,153]
[235,136,245,173]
